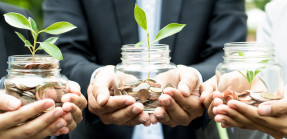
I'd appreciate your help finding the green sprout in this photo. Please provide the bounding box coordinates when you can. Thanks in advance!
[134,4,186,80]
[4,12,77,60]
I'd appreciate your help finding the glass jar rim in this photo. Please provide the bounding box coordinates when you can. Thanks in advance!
[122,44,169,49]
[8,54,59,63]
[224,42,274,48]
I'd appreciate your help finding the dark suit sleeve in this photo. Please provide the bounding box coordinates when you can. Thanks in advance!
[191,0,247,81]
[43,0,101,98]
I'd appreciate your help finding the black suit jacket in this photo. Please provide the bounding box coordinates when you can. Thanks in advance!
[43,0,247,139]
[0,2,32,78]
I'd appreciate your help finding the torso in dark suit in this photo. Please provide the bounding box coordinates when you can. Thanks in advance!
[0,2,32,79]
[43,0,247,139]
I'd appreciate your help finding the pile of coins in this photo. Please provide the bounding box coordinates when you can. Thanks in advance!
[223,90,282,106]
[117,79,174,112]
[5,78,66,107]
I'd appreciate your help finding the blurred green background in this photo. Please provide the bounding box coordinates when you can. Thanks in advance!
[0,0,270,40]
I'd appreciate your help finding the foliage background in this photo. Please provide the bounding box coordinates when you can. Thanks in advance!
[0,0,270,40]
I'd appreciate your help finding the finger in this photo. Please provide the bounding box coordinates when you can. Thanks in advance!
[31,118,67,139]
[153,107,172,125]
[126,111,150,126]
[164,88,203,118]
[177,65,199,97]
[214,114,243,128]
[258,100,287,116]
[213,98,224,107]
[91,66,115,105]
[66,81,81,96]
[101,103,144,125]
[150,114,158,124]
[199,83,213,103]
[5,107,65,138]
[0,99,55,130]
[0,91,21,111]
[62,93,87,110]
[208,101,215,119]
[62,102,83,123]
[63,113,77,132]
[88,94,135,115]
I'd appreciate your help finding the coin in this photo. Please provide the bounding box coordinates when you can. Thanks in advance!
[144,79,161,88]
[124,80,142,87]
[238,95,252,103]
[260,92,282,100]
[36,83,56,100]
[249,91,269,102]
[161,82,174,90]
[138,89,150,101]
[150,87,162,95]
[22,91,36,99]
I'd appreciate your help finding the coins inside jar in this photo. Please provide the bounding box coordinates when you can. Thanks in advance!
[117,79,174,112]
[222,89,282,106]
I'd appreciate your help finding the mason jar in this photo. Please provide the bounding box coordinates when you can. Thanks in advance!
[0,55,68,112]
[114,44,178,112]
[216,42,284,106]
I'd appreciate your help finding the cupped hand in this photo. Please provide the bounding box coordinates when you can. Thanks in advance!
[0,93,68,139]
[87,66,150,126]
[152,65,204,127]
[61,80,87,132]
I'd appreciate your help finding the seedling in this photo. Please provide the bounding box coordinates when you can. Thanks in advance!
[134,4,186,80]
[4,12,76,60]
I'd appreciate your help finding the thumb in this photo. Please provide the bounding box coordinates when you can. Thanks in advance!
[258,99,287,116]
[0,90,21,111]
[177,65,200,97]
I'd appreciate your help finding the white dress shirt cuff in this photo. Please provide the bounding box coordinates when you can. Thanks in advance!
[90,68,102,83]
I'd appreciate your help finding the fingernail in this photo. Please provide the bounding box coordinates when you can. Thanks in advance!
[162,98,170,106]
[97,94,105,105]
[56,122,65,129]
[8,98,21,110]
[132,106,142,114]
[139,117,147,123]
[259,105,271,115]
[54,109,63,117]
[201,91,207,99]
[44,100,55,109]
[61,95,70,102]
[179,84,190,96]
[155,113,164,118]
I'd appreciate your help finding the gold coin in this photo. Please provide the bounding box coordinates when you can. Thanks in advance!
[260,92,282,100]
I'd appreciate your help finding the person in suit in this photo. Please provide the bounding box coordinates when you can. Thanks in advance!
[43,0,247,138]
[0,2,87,138]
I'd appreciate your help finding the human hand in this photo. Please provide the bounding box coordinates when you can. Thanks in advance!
[152,65,204,127]
[88,65,150,126]
[0,92,67,138]
[61,81,87,133]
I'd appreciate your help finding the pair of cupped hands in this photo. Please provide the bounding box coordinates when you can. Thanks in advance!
[0,81,87,139]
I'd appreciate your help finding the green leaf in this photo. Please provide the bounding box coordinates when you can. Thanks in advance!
[28,17,38,38]
[15,32,32,47]
[246,71,251,84]
[237,70,247,80]
[44,37,58,44]
[135,39,146,48]
[152,23,186,44]
[4,12,31,30]
[43,22,76,35]
[260,59,269,63]
[39,42,63,60]
[254,69,261,76]
[134,4,147,31]
[238,51,245,56]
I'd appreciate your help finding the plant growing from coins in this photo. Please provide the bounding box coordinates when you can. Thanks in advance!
[4,12,76,60]
[134,4,186,80]
[237,51,269,87]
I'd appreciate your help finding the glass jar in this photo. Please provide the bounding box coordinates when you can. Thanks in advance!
[0,55,68,111]
[216,42,284,106]
[114,44,178,112]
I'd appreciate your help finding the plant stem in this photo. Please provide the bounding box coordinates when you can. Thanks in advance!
[32,32,39,56]
[146,32,150,82]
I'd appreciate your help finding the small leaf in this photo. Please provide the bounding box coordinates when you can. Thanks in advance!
[135,39,146,48]
[254,69,261,76]
[4,12,31,30]
[15,32,32,47]
[237,70,247,81]
[246,71,252,84]
[28,17,38,33]
[238,51,245,56]
[44,37,58,44]
[40,42,63,60]
[134,4,147,31]
[43,22,76,35]
[152,23,186,44]
[260,59,269,63]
